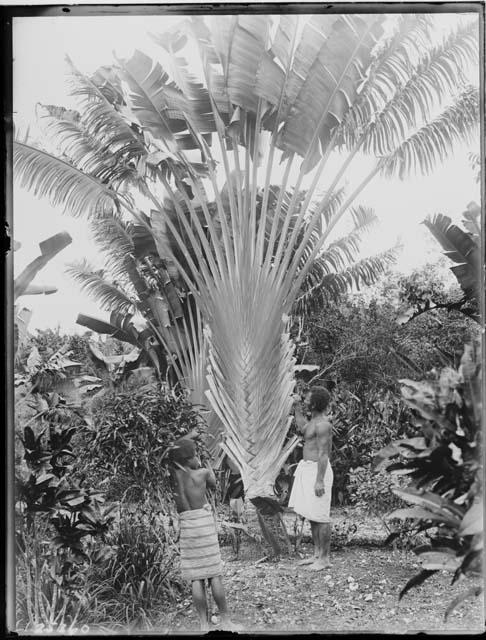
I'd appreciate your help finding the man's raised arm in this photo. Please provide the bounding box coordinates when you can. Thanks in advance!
[292,394,308,433]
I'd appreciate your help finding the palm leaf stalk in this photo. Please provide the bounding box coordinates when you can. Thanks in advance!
[13,15,479,523]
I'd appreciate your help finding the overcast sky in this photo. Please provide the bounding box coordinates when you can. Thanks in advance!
[12,13,481,333]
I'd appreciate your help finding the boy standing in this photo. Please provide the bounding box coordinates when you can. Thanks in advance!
[170,438,232,631]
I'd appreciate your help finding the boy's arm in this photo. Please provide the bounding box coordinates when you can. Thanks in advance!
[204,462,217,490]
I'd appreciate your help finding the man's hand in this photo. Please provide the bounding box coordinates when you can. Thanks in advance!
[314,481,325,497]
[292,393,303,403]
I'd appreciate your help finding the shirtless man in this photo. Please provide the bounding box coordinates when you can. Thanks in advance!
[288,386,333,571]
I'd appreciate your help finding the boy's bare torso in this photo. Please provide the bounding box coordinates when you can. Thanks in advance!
[174,467,210,513]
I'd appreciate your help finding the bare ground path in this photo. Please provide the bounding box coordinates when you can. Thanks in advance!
[158,543,483,635]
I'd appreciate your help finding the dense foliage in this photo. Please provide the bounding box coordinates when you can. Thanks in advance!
[82,382,207,503]
[14,337,203,632]
[376,342,483,619]
[15,362,115,631]
[294,267,478,392]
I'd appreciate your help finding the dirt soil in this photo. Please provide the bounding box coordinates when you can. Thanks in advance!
[158,540,484,635]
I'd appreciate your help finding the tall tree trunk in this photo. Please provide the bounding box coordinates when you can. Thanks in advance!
[241,497,292,560]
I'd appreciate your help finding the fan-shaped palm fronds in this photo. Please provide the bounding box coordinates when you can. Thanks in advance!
[14,14,479,515]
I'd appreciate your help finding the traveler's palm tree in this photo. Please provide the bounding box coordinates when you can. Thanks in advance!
[14,15,479,513]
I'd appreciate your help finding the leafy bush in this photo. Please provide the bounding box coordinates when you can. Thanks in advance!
[83,382,207,503]
[376,342,483,619]
[15,343,116,632]
[331,388,415,505]
[15,391,115,632]
[85,507,185,631]
[347,464,407,515]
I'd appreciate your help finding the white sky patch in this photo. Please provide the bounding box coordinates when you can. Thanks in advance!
[12,13,481,332]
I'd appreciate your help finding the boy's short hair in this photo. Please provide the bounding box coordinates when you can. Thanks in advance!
[309,386,331,412]
[171,438,196,464]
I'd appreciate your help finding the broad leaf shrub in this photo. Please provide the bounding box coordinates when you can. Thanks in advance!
[15,389,115,632]
[375,342,483,619]
[84,380,207,503]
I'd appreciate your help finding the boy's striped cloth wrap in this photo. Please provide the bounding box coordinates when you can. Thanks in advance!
[179,503,223,581]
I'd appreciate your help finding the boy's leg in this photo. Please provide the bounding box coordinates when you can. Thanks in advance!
[209,577,243,631]
[209,575,228,621]
[191,579,209,630]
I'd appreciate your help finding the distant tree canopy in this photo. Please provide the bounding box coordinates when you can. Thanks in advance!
[293,263,478,394]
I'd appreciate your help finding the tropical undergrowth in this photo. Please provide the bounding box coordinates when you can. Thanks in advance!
[15,341,208,632]
[375,341,483,620]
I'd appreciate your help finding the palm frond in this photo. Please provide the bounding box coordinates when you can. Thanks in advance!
[115,48,213,155]
[66,55,147,164]
[13,141,119,218]
[149,28,215,136]
[278,14,384,170]
[36,103,139,188]
[88,214,139,282]
[295,246,399,314]
[209,15,272,115]
[382,86,479,179]
[345,19,478,152]
[67,259,136,315]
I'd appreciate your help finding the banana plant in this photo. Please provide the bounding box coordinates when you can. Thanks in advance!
[398,202,481,324]
[14,232,73,358]
[13,15,479,546]
[422,202,480,321]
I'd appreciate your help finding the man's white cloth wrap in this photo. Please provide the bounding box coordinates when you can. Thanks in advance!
[288,460,333,523]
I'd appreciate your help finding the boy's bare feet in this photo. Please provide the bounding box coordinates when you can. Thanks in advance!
[220,617,244,631]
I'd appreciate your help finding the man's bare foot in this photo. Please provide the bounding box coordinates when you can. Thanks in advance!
[307,559,331,571]
[297,556,316,566]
